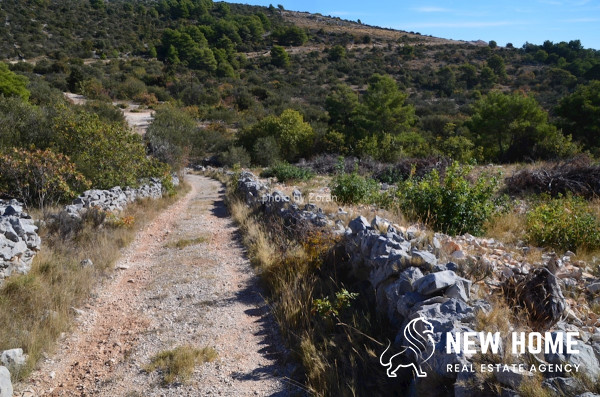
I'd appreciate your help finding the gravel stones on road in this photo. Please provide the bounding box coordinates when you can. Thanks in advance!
[22,175,297,397]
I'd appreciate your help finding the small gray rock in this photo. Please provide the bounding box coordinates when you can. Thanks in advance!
[587,283,600,294]
[445,278,471,302]
[80,259,93,268]
[0,348,26,372]
[408,249,437,270]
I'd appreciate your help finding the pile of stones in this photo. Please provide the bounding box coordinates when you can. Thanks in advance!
[0,200,41,283]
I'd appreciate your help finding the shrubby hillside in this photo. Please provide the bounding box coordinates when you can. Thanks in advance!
[1,0,599,173]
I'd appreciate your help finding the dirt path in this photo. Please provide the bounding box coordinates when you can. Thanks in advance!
[19,174,299,396]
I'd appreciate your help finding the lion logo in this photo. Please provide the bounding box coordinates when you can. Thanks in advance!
[379,316,436,378]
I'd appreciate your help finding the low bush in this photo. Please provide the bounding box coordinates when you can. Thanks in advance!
[396,162,500,235]
[526,195,600,252]
[0,147,90,210]
[260,162,314,182]
[374,156,452,184]
[218,146,251,168]
[330,170,379,204]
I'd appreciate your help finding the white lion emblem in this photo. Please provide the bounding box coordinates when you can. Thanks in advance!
[379,316,436,378]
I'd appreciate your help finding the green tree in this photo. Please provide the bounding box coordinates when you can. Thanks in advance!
[325,84,359,134]
[240,109,315,161]
[436,66,456,96]
[189,47,217,72]
[146,105,199,170]
[270,45,290,68]
[459,63,478,89]
[556,81,600,150]
[468,91,577,162]
[487,54,507,79]
[0,62,30,101]
[90,0,105,10]
[274,26,307,46]
[166,45,181,65]
[328,45,346,61]
[479,66,497,88]
[359,74,416,137]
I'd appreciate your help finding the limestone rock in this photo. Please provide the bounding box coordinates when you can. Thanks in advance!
[495,367,534,389]
[349,216,371,234]
[545,340,600,379]
[0,366,12,397]
[414,270,458,296]
[0,348,26,372]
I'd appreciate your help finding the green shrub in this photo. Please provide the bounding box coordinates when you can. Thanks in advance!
[527,195,600,252]
[0,147,90,210]
[238,109,315,162]
[219,146,251,168]
[146,105,199,170]
[396,162,499,235]
[260,162,314,182]
[0,62,30,101]
[252,136,281,166]
[330,162,379,204]
[53,106,159,189]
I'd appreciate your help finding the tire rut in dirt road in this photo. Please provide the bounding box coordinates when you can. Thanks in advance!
[21,174,300,397]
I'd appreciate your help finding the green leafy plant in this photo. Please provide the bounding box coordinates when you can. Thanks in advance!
[329,158,379,204]
[312,289,359,319]
[260,162,314,182]
[527,194,600,251]
[396,162,499,235]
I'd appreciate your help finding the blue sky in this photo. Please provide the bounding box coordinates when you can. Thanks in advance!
[228,0,600,49]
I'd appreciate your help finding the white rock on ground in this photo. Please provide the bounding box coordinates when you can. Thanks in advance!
[0,366,12,397]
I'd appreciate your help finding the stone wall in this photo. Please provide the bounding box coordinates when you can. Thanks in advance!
[1,176,178,284]
[235,170,599,396]
[64,176,179,219]
[0,200,41,281]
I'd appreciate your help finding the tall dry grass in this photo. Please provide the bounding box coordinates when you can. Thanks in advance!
[0,184,187,381]
[226,182,400,397]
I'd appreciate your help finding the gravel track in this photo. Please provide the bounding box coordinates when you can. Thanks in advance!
[20,174,299,397]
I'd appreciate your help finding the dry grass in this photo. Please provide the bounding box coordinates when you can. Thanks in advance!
[165,236,208,249]
[228,199,277,269]
[0,184,187,382]
[224,179,397,397]
[484,210,527,245]
[518,374,553,397]
[145,345,217,385]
